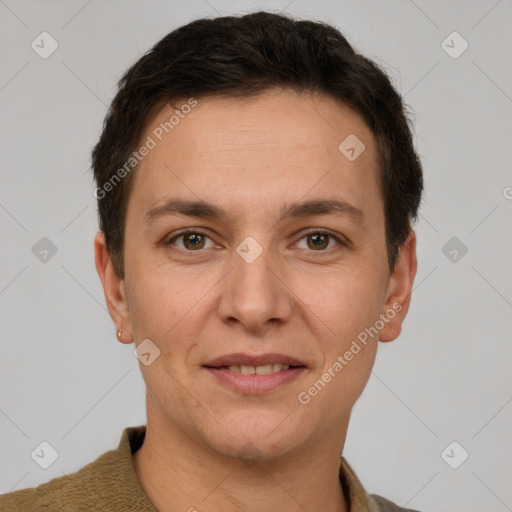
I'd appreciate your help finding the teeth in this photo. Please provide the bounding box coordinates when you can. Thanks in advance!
[227,364,290,374]
[256,365,273,375]
[240,365,256,375]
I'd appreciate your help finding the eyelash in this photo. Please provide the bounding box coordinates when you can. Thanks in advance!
[165,228,346,253]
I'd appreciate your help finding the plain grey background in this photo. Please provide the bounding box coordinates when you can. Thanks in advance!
[1,1,511,511]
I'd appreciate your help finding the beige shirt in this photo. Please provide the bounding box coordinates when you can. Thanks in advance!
[0,425,419,511]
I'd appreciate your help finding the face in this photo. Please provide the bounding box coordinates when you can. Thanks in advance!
[96,88,416,461]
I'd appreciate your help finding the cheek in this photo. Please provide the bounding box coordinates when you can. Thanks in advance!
[296,340,377,439]
[319,270,384,403]
[126,267,209,365]
[297,266,385,344]
[126,257,178,326]
[330,342,377,413]
[294,267,383,399]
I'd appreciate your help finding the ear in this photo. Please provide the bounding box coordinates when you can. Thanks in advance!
[94,232,133,344]
[378,229,418,343]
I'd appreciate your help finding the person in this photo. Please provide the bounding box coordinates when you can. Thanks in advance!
[1,10,423,512]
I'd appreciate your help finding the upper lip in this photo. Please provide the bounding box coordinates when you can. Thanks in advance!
[204,352,307,368]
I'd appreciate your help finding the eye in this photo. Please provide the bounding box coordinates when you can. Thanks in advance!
[166,230,215,251]
[165,228,346,253]
[295,230,344,251]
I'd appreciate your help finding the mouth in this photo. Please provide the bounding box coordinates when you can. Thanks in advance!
[207,363,305,375]
[204,352,307,369]
[203,353,307,394]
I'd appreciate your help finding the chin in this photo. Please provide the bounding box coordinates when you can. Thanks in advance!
[200,409,307,462]
[213,434,300,464]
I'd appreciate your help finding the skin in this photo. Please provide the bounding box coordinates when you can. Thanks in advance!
[95,88,417,512]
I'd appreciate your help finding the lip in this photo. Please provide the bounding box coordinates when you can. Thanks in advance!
[205,366,307,394]
[204,352,307,368]
[203,353,308,395]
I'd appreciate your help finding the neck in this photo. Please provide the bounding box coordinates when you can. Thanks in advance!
[133,411,349,512]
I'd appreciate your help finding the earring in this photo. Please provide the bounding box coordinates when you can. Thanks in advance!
[117,328,123,339]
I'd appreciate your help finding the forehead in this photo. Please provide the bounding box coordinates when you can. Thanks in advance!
[128,88,382,225]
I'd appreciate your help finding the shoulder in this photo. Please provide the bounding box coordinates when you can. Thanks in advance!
[0,438,125,511]
[339,456,422,512]
[0,488,36,511]
[370,493,421,512]
[0,425,151,512]
[0,472,78,511]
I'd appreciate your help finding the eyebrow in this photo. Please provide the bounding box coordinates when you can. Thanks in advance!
[143,197,366,226]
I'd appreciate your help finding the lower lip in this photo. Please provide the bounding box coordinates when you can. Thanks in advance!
[204,367,306,394]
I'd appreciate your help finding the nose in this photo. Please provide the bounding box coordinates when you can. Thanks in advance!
[217,240,293,333]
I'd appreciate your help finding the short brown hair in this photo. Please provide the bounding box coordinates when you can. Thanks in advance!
[92,11,423,277]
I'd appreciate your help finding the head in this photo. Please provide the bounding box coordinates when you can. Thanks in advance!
[93,12,423,461]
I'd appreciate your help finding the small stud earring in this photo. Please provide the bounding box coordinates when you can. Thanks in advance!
[117,329,123,339]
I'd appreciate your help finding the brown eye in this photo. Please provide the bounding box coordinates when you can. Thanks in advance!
[167,230,213,251]
[296,230,343,252]
[182,232,205,250]
[307,233,329,250]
